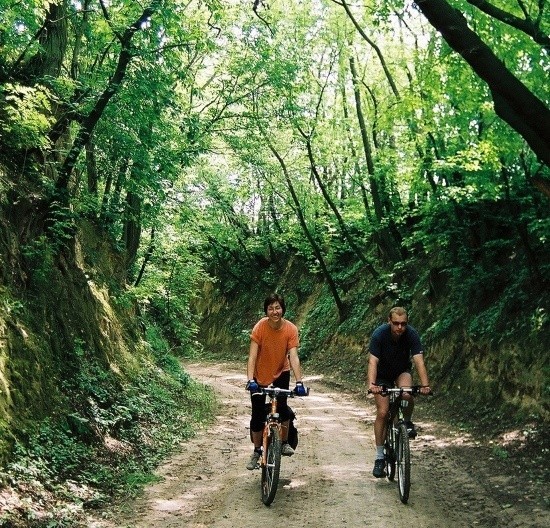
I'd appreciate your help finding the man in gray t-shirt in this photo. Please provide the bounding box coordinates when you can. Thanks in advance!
[367,307,431,478]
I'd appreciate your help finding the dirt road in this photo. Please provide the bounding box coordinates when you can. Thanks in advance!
[89,362,548,528]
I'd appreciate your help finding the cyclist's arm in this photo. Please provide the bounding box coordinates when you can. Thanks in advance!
[288,347,303,382]
[247,340,259,381]
[367,354,381,393]
[412,353,430,394]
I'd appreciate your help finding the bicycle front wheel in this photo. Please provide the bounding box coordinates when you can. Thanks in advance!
[396,423,411,504]
[261,425,282,505]
[384,424,396,481]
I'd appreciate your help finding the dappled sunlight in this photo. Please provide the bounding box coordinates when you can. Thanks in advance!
[414,419,478,449]
[222,373,246,382]
[304,402,370,419]
[312,464,371,483]
[500,428,532,447]
[152,497,188,512]
[299,419,369,437]
[282,478,308,490]
[151,480,224,516]
[304,375,325,383]
[83,363,549,528]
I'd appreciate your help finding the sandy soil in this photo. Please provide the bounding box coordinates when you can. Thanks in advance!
[88,362,549,528]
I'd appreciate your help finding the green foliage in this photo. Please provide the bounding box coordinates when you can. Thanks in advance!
[491,445,509,459]
[14,419,94,479]
[132,238,209,350]
[0,84,53,153]
[0,288,24,317]
[1,331,215,525]
[0,0,549,522]
[299,290,339,362]
[21,236,56,290]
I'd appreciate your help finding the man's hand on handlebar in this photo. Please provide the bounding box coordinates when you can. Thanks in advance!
[294,381,308,396]
[246,379,260,393]
[368,382,384,394]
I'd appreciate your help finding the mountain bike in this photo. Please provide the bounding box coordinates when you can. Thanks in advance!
[369,385,432,504]
[252,385,309,506]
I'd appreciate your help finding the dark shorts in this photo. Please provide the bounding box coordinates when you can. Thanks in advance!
[376,370,411,388]
[250,370,291,432]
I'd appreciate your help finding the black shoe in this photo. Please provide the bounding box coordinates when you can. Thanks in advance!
[372,459,386,478]
[404,421,417,438]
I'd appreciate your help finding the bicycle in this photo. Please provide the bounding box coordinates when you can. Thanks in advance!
[369,385,432,504]
[252,385,309,506]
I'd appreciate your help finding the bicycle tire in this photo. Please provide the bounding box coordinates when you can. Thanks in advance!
[397,423,411,504]
[261,426,282,505]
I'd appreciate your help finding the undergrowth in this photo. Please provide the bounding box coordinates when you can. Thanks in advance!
[0,325,215,528]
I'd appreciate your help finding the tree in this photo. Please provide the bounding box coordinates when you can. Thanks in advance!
[414,0,550,170]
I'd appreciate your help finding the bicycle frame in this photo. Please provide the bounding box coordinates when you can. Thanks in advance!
[262,388,286,464]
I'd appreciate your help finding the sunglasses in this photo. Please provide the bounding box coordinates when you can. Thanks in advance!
[390,321,408,327]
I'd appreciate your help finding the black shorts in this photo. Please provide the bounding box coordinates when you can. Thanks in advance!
[249,371,291,432]
[376,370,411,388]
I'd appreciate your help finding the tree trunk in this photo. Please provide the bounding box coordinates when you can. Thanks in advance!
[86,140,98,195]
[55,3,161,198]
[414,0,550,169]
[263,135,349,322]
[348,56,383,219]
[134,226,155,287]
[301,132,380,280]
[22,1,68,79]
[341,0,400,98]
[349,55,402,263]
[122,191,142,274]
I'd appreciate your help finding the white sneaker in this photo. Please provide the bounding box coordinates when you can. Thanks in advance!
[247,450,261,470]
[281,443,295,456]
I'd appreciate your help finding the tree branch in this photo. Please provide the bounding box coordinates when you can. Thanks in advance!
[466,0,549,48]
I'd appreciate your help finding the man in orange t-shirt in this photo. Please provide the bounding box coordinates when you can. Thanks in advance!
[245,293,307,470]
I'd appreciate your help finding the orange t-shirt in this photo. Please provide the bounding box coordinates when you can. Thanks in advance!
[251,318,299,386]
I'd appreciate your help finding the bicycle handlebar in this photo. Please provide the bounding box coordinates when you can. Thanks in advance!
[368,385,433,396]
[251,386,310,397]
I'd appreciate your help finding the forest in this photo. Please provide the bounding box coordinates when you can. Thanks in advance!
[0,0,548,525]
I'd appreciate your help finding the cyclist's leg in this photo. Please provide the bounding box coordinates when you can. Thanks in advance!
[372,387,390,477]
[250,392,267,449]
[373,376,393,445]
[373,392,390,446]
[273,371,291,443]
[247,393,267,470]
[395,371,414,421]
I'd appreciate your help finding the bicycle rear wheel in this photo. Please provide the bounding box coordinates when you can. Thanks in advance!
[396,423,411,503]
[261,426,282,505]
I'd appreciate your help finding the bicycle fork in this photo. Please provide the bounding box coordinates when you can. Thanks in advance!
[262,399,280,467]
